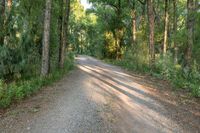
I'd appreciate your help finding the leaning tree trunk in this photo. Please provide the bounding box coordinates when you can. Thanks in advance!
[41,0,52,76]
[185,0,195,67]
[163,0,169,55]
[0,0,5,46]
[147,0,155,66]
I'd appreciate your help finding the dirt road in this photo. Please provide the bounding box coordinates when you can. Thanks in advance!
[0,55,200,133]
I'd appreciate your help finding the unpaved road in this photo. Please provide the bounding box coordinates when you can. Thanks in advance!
[0,55,200,133]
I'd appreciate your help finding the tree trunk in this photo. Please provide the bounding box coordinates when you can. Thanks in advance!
[147,0,155,65]
[131,1,136,46]
[115,0,123,59]
[59,0,70,68]
[138,0,146,30]
[173,0,178,64]
[132,10,136,45]
[59,0,65,68]
[7,0,11,10]
[185,0,195,67]
[0,0,5,46]
[163,0,169,55]
[41,0,52,76]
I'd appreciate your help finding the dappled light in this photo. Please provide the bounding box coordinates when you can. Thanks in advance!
[76,56,200,132]
[0,0,200,132]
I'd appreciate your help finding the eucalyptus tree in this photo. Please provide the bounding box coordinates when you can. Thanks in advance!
[185,0,196,67]
[41,0,52,76]
[173,0,178,64]
[58,0,71,68]
[163,0,169,55]
[147,0,155,65]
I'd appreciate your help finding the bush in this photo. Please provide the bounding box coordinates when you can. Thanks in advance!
[0,54,74,108]
[106,52,200,97]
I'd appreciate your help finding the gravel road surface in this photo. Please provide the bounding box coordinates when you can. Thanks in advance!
[0,55,199,133]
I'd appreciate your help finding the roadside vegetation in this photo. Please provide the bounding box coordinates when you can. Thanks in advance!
[70,0,200,97]
[106,53,200,97]
[0,0,199,108]
[0,0,73,108]
[0,54,74,108]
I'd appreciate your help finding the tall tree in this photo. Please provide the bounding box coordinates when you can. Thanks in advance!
[41,0,52,76]
[185,0,195,67]
[59,0,71,68]
[147,0,155,65]
[115,0,123,59]
[173,0,178,64]
[128,0,146,46]
[127,0,137,46]
[131,2,136,46]
[59,0,65,68]
[0,0,5,46]
[163,0,169,55]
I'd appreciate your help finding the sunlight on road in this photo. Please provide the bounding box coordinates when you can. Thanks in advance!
[77,59,183,132]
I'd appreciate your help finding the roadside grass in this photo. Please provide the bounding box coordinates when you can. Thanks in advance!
[104,56,200,98]
[0,54,74,108]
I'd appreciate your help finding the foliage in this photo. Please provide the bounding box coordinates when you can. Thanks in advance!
[0,54,74,108]
[73,0,200,97]
[0,0,75,108]
[106,52,200,97]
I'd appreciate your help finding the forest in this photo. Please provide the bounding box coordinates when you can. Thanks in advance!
[0,0,200,109]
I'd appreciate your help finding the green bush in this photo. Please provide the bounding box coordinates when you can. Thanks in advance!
[0,55,74,108]
[106,52,200,97]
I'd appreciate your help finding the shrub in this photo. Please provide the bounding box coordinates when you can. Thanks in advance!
[0,55,74,108]
[106,52,200,97]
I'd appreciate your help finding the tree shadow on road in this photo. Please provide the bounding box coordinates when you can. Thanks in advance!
[78,63,200,132]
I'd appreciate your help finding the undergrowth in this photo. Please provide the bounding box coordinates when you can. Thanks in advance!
[105,52,200,97]
[0,53,74,108]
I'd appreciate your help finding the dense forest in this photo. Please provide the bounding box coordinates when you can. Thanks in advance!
[71,0,200,97]
[0,0,200,108]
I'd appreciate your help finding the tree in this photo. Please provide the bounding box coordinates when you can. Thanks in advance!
[127,0,137,46]
[147,0,155,65]
[41,0,52,76]
[185,0,195,67]
[173,0,178,64]
[59,0,71,68]
[0,0,5,46]
[127,0,146,47]
[59,0,65,69]
[163,0,169,55]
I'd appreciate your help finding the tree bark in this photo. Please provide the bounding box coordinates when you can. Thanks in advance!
[59,0,65,68]
[59,0,70,68]
[185,0,195,67]
[163,0,169,55]
[41,0,52,76]
[0,0,5,46]
[131,3,136,46]
[173,0,178,64]
[147,0,155,65]
[116,0,123,59]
